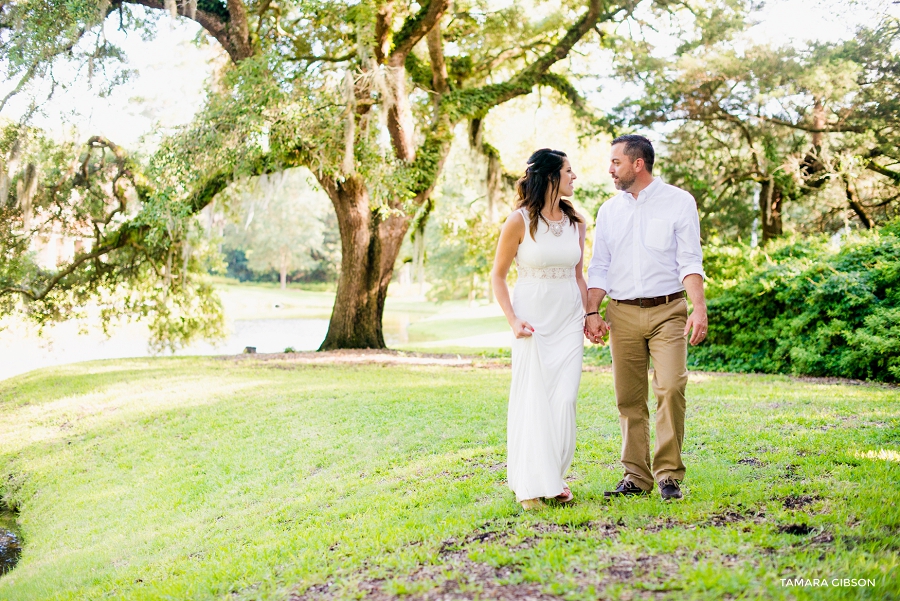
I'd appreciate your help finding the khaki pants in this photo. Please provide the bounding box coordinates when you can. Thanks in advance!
[606,297,688,491]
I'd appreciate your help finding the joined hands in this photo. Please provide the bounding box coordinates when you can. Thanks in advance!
[584,314,609,345]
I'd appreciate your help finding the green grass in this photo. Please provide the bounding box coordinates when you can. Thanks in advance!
[0,358,898,600]
[403,316,510,344]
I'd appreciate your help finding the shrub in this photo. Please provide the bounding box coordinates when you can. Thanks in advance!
[691,220,900,382]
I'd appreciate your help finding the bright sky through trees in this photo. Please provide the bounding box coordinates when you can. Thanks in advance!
[0,0,894,150]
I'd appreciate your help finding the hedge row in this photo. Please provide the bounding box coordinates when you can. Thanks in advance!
[691,220,900,382]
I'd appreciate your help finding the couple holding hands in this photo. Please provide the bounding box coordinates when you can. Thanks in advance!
[491,135,708,510]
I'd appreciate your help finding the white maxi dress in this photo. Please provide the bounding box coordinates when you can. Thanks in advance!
[507,208,584,502]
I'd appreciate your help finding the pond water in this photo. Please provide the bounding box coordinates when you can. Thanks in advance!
[0,317,332,381]
[0,508,21,576]
[0,283,510,380]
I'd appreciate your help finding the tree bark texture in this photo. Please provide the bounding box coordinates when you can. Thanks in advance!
[385,58,417,162]
[316,177,412,349]
[844,176,873,229]
[759,177,784,242]
[123,0,254,63]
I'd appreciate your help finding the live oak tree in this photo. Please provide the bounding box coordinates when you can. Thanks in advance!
[0,0,706,349]
[615,16,900,242]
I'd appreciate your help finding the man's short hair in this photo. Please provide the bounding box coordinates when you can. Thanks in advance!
[611,134,655,174]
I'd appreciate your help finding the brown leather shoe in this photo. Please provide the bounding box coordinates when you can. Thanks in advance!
[603,479,650,498]
[659,478,683,500]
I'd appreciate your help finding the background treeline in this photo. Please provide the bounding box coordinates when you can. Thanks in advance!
[1,0,898,377]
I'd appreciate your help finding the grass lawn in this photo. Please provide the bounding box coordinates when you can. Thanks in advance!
[0,357,898,600]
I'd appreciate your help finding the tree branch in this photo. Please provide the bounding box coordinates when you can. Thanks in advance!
[752,114,867,134]
[0,63,38,113]
[1,221,149,302]
[289,52,356,63]
[515,0,604,81]
[866,160,900,185]
[122,0,254,63]
[388,0,450,66]
[537,72,606,131]
[426,21,449,95]
[441,0,605,121]
[844,175,873,229]
[407,0,607,199]
[375,1,393,64]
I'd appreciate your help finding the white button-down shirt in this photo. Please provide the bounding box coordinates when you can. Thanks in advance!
[587,177,705,299]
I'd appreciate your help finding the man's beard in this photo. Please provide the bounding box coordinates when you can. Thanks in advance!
[613,172,636,191]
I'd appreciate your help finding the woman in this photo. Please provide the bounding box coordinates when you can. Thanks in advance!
[491,148,587,510]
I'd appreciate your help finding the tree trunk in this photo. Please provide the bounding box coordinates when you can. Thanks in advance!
[844,176,873,229]
[759,177,784,243]
[279,249,288,290]
[316,176,412,349]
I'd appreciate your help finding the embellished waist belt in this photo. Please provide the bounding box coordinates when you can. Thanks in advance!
[517,265,575,281]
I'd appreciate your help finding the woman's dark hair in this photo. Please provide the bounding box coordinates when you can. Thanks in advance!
[515,148,582,240]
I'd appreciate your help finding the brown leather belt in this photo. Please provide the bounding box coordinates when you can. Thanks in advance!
[613,291,686,308]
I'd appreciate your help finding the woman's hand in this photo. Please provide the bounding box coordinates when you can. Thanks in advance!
[511,318,535,338]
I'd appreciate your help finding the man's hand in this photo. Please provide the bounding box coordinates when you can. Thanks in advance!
[585,288,609,345]
[684,308,708,345]
[585,313,609,345]
[682,273,708,345]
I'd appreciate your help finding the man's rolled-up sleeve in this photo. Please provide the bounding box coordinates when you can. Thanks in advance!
[587,210,611,291]
[675,197,705,282]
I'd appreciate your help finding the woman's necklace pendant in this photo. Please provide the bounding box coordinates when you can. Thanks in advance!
[549,219,564,237]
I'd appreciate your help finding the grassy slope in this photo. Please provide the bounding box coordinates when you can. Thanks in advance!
[0,359,897,600]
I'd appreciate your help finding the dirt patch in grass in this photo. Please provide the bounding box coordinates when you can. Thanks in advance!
[705,508,767,527]
[737,457,765,467]
[644,517,682,533]
[293,554,562,601]
[787,375,897,389]
[601,553,683,585]
[531,520,619,537]
[809,531,835,544]
[782,464,802,480]
[781,494,819,510]
[292,540,561,601]
[779,523,815,535]
[292,518,686,601]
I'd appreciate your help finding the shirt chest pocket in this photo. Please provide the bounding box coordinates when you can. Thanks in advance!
[645,218,674,250]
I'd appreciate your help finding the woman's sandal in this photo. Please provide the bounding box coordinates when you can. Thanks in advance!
[554,486,574,504]
[520,498,544,510]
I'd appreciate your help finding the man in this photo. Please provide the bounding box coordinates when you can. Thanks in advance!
[585,134,707,501]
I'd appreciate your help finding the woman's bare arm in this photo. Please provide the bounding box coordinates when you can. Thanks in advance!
[491,211,534,338]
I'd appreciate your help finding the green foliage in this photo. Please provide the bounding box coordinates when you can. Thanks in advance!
[219,169,338,285]
[573,181,614,221]
[426,208,499,301]
[0,121,226,351]
[0,0,666,351]
[615,14,900,237]
[692,220,900,382]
